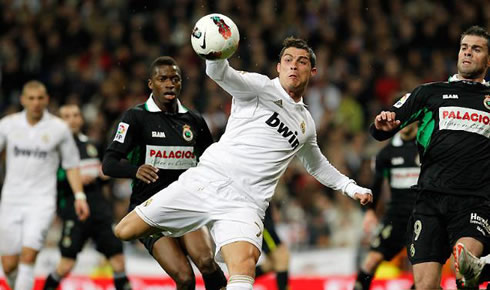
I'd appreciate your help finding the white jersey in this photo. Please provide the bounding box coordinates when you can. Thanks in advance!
[0,110,80,206]
[195,60,354,212]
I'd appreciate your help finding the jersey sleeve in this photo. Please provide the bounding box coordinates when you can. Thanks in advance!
[106,109,139,155]
[59,124,81,169]
[371,85,428,140]
[296,134,353,192]
[194,114,214,159]
[0,117,7,152]
[206,59,270,100]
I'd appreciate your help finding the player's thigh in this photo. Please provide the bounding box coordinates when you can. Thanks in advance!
[59,218,87,259]
[23,203,55,251]
[0,204,23,255]
[151,236,194,278]
[407,211,451,265]
[181,227,215,267]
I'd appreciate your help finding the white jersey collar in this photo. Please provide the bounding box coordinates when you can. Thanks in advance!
[22,109,49,126]
[448,74,489,86]
[273,78,307,106]
[145,94,188,113]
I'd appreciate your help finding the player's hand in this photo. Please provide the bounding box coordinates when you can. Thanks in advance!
[75,199,90,221]
[374,111,401,131]
[354,191,373,205]
[362,209,378,233]
[136,164,159,184]
[345,183,373,205]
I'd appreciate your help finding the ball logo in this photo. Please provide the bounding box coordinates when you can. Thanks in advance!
[484,95,490,110]
[211,16,232,39]
[182,124,193,142]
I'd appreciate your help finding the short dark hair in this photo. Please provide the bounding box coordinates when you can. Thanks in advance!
[279,37,316,68]
[149,56,181,78]
[461,26,490,52]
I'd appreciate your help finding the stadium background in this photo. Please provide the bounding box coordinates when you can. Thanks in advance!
[0,0,489,289]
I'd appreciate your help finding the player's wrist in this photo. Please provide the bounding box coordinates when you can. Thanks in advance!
[74,192,87,201]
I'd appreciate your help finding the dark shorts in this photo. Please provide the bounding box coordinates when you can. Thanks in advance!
[407,190,490,265]
[262,207,282,254]
[59,214,123,259]
[370,214,410,261]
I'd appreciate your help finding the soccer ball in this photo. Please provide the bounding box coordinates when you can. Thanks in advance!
[191,13,239,60]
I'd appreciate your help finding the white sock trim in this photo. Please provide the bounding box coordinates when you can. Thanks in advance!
[227,275,254,290]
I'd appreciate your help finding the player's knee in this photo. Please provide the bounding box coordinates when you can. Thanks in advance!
[57,259,76,277]
[362,252,384,273]
[1,261,17,275]
[114,220,135,241]
[193,254,218,274]
[272,245,290,267]
[109,254,126,272]
[172,270,196,289]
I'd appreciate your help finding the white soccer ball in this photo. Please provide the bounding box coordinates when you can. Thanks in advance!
[191,13,239,60]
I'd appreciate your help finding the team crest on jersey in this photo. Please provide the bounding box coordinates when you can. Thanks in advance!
[86,144,98,157]
[182,124,193,142]
[394,93,411,108]
[484,95,490,110]
[114,122,129,143]
[300,121,306,134]
[143,198,153,207]
[41,134,49,144]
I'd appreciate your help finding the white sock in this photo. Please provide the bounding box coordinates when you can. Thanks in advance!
[481,254,490,264]
[227,275,254,290]
[6,268,18,288]
[15,263,34,290]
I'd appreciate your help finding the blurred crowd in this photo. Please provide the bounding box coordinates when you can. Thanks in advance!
[1,0,489,252]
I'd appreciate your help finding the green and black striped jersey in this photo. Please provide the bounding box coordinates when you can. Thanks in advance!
[370,76,490,197]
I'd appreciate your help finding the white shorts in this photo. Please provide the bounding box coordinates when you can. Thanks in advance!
[0,202,55,254]
[135,167,264,262]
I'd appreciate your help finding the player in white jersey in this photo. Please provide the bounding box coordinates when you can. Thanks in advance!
[0,81,89,290]
[113,37,373,290]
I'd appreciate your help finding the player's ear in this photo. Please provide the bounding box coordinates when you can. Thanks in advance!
[310,67,317,77]
[148,79,153,90]
[276,62,281,74]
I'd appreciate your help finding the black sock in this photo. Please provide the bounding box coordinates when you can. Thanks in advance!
[43,273,61,290]
[202,266,227,290]
[114,272,132,290]
[255,265,266,278]
[354,270,374,290]
[276,271,289,290]
[480,265,490,283]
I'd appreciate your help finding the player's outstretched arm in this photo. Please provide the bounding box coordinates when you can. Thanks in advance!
[66,167,90,221]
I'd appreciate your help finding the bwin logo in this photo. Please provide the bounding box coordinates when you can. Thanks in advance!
[265,112,299,149]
